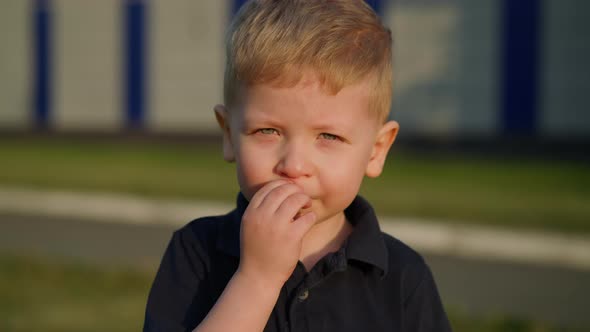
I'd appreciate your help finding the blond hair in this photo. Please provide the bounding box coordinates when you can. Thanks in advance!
[224,0,393,123]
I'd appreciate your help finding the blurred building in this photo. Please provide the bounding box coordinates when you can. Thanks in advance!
[0,0,588,141]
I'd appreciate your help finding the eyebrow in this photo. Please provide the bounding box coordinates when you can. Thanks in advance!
[312,123,350,134]
[241,116,282,129]
[312,123,338,129]
[242,109,276,123]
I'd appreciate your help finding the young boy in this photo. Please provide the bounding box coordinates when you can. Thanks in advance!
[144,1,452,331]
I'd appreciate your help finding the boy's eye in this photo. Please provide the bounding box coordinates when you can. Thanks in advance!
[257,128,279,135]
[319,133,340,141]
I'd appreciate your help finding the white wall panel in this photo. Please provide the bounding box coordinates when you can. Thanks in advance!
[386,0,499,137]
[0,0,31,129]
[53,0,121,131]
[539,0,590,137]
[149,0,226,133]
[454,0,499,136]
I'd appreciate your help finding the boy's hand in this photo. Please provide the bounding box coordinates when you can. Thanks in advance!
[238,180,317,286]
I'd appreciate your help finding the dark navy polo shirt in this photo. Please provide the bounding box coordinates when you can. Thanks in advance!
[144,193,452,332]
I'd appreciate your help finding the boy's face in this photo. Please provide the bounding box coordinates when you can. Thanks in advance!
[215,74,398,225]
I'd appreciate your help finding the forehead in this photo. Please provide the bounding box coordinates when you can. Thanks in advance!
[235,74,376,128]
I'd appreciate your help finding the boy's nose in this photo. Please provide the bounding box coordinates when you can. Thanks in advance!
[275,141,312,179]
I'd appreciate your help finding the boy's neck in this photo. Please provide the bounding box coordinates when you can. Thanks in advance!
[299,211,353,272]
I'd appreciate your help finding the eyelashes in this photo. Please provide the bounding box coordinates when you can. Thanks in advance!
[255,128,343,142]
[256,128,279,135]
[319,133,339,141]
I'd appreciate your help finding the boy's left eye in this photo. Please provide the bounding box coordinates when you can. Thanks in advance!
[319,133,340,141]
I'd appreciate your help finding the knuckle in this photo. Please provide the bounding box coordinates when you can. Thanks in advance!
[284,192,308,208]
[270,183,300,197]
[292,192,309,201]
[260,180,286,193]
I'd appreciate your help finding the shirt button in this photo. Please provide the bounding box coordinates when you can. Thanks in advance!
[297,289,309,301]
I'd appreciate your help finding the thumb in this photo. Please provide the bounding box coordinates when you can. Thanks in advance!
[293,211,317,238]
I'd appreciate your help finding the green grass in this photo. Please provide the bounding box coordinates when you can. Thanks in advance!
[447,310,585,332]
[0,252,584,332]
[0,253,154,332]
[1,137,589,233]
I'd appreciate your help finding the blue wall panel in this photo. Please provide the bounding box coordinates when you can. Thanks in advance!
[501,0,541,136]
[124,0,147,130]
[33,0,52,130]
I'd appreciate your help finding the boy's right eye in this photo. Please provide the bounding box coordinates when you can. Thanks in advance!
[256,128,279,135]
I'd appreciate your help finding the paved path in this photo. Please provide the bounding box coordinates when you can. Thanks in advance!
[2,186,590,328]
[1,187,590,270]
[1,214,588,328]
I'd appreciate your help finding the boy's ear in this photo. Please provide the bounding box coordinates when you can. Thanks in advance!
[366,120,399,178]
[214,104,235,162]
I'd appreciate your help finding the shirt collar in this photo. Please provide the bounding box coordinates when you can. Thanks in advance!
[216,192,389,276]
[342,195,389,277]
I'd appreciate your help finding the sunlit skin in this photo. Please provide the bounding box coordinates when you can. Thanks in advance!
[214,72,399,279]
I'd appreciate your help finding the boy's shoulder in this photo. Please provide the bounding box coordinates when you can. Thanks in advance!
[379,230,425,268]
[178,212,232,237]
[173,208,241,258]
[377,229,437,300]
[345,195,427,270]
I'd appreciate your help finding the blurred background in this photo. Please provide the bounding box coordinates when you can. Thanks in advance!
[0,0,589,331]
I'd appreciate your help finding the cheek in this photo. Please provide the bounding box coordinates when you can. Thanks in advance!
[235,144,276,199]
[321,166,364,193]
[318,152,367,194]
[317,169,364,216]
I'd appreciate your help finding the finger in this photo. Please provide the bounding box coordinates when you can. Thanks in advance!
[258,183,304,213]
[274,192,311,223]
[301,199,312,209]
[292,211,317,238]
[249,179,291,208]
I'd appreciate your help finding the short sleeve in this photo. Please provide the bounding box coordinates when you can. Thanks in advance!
[143,228,209,332]
[403,263,453,332]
